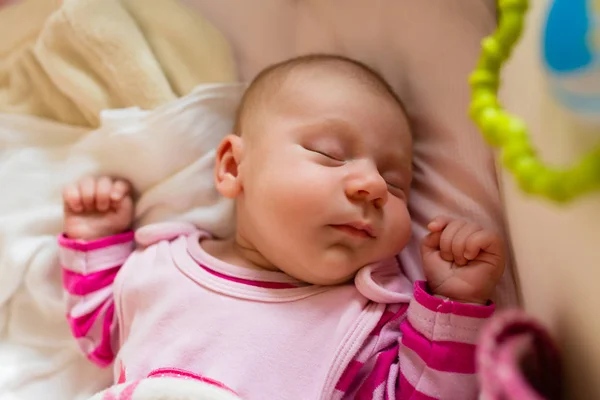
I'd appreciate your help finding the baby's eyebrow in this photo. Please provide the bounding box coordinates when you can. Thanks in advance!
[297,118,358,140]
[379,146,413,176]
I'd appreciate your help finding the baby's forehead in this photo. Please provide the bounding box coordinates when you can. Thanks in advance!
[272,70,407,125]
[236,56,410,142]
[264,67,410,133]
[252,59,399,106]
[273,64,394,101]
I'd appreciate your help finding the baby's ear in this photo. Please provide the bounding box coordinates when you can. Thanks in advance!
[214,134,244,198]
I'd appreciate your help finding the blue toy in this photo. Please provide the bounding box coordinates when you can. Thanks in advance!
[469,0,600,203]
[543,0,600,123]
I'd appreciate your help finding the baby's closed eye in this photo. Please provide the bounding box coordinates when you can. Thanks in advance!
[382,174,407,197]
[304,144,346,164]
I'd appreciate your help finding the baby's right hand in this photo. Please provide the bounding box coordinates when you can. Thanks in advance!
[63,176,134,241]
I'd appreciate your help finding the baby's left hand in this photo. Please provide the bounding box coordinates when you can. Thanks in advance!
[421,216,505,304]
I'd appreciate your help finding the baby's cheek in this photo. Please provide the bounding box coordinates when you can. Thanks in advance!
[278,171,332,211]
[258,181,317,227]
[386,203,412,248]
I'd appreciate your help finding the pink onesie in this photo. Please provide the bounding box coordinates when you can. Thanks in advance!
[59,223,494,400]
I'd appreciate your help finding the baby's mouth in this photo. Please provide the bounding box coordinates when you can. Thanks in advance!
[330,222,376,239]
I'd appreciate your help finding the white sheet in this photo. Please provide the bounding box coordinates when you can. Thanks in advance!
[87,376,242,400]
[0,83,244,400]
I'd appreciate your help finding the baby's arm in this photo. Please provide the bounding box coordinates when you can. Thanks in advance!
[395,283,494,399]
[344,218,503,399]
[59,232,134,366]
[59,176,135,367]
[397,218,503,398]
[342,287,493,400]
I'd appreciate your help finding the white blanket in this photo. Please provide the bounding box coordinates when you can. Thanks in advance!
[0,83,244,400]
[88,377,242,400]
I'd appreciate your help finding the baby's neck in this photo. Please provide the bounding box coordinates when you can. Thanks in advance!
[200,237,280,273]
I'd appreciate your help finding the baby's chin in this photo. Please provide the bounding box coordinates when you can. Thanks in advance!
[303,273,357,286]
[280,248,397,285]
[281,261,363,286]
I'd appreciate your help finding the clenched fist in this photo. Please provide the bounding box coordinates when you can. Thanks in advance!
[63,176,134,241]
[421,216,505,304]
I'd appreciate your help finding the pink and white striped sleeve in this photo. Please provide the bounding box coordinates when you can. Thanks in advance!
[397,281,494,399]
[336,281,494,399]
[58,232,135,368]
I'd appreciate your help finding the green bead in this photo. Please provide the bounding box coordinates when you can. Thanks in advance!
[495,0,528,55]
[501,138,534,169]
[498,0,528,12]
[505,117,528,143]
[532,171,569,202]
[469,69,499,91]
[512,156,543,193]
[496,21,523,53]
[575,153,600,191]
[481,37,506,66]
[469,90,498,119]
[561,169,586,199]
[478,108,502,145]
[492,111,516,143]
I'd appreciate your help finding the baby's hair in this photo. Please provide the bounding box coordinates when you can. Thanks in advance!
[233,54,408,136]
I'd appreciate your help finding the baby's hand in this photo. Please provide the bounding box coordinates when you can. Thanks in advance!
[63,176,134,241]
[421,216,505,304]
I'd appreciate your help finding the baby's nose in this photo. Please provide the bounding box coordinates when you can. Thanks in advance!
[345,166,388,208]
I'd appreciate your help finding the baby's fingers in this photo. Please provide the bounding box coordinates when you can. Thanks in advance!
[464,230,502,260]
[421,230,442,256]
[110,179,131,206]
[63,184,83,213]
[452,224,482,266]
[427,216,453,232]
[79,177,97,211]
[95,177,113,212]
[439,220,466,262]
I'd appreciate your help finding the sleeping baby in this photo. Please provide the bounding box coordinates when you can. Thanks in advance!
[59,54,505,400]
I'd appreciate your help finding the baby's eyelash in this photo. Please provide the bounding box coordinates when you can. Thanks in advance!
[386,181,406,195]
[311,149,344,162]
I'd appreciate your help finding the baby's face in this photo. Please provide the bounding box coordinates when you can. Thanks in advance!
[235,70,412,285]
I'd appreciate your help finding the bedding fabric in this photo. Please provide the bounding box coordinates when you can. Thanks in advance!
[0,83,244,400]
[0,0,236,127]
[86,376,243,400]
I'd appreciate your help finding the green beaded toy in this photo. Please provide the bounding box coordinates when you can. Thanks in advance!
[469,0,600,202]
